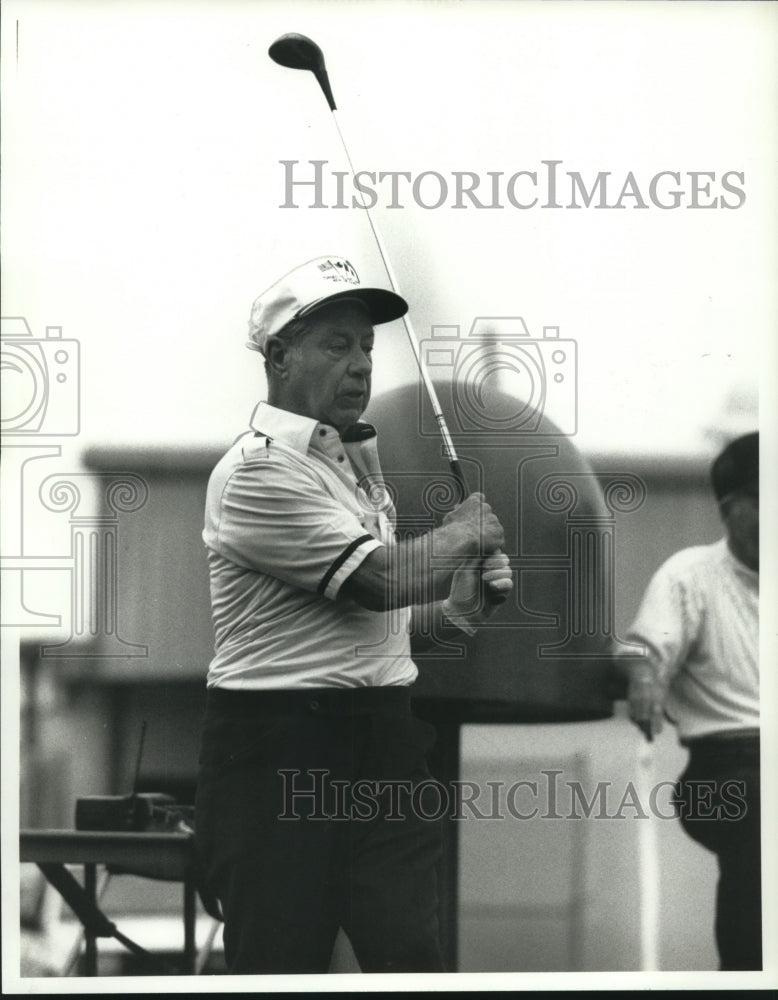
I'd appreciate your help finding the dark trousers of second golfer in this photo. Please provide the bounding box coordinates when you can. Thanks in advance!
[674,733,762,972]
[194,686,445,974]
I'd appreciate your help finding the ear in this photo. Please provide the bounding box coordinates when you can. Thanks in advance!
[718,496,735,525]
[264,338,290,380]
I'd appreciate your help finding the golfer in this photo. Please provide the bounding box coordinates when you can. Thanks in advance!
[195,255,513,974]
[622,431,760,970]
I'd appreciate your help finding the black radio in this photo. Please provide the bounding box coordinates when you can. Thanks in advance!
[74,722,194,833]
[75,792,181,832]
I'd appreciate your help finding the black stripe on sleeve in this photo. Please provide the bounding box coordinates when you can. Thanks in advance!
[317,534,376,596]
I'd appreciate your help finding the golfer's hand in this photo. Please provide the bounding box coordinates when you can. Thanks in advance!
[628,670,664,742]
[443,552,513,629]
[442,493,505,555]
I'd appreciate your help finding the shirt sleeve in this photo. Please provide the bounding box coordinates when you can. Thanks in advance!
[622,559,701,686]
[205,446,383,600]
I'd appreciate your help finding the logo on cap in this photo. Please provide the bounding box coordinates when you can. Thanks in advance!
[317,258,360,285]
[246,254,408,355]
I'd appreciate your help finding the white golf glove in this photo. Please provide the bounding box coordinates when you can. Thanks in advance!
[441,552,513,635]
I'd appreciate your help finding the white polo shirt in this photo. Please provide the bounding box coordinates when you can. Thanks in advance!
[202,402,417,689]
[623,538,759,741]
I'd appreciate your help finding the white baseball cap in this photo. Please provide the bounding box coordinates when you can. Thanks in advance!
[247,255,408,353]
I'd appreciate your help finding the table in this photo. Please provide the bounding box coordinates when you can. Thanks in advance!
[20,829,209,975]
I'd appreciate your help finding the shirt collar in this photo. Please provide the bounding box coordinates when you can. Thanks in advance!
[249,401,378,457]
[249,401,319,454]
[718,536,758,581]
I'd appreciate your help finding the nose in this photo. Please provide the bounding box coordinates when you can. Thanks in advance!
[347,346,372,376]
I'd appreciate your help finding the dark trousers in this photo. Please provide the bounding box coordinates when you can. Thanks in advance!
[673,733,761,971]
[194,686,445,974]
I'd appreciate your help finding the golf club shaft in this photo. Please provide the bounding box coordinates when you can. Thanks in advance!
[330,110,468,498]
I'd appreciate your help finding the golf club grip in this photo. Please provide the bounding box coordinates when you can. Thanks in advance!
[450,461,508,606]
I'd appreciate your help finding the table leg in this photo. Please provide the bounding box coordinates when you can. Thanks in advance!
[83,863,98,976]
[183,875,196,973]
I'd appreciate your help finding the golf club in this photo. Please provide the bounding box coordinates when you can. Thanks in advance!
[269,32,507,601]
[268,33,466,492]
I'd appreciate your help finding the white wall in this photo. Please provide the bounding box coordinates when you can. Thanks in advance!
[460,711,718,972]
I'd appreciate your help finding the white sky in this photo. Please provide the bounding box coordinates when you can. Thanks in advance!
[2,0,775,459]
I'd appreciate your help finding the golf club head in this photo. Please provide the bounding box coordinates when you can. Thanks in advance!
[269,33,325,71]
[269,33,337,110]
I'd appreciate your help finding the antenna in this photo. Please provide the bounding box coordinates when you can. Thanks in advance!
[131,719,147,797]
[132,719,146,798]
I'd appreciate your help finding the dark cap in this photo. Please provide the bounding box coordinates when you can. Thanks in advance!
[711,432,759,501]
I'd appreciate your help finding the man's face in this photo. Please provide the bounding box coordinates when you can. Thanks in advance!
[276,300,375,432]
[723,488,759,572]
